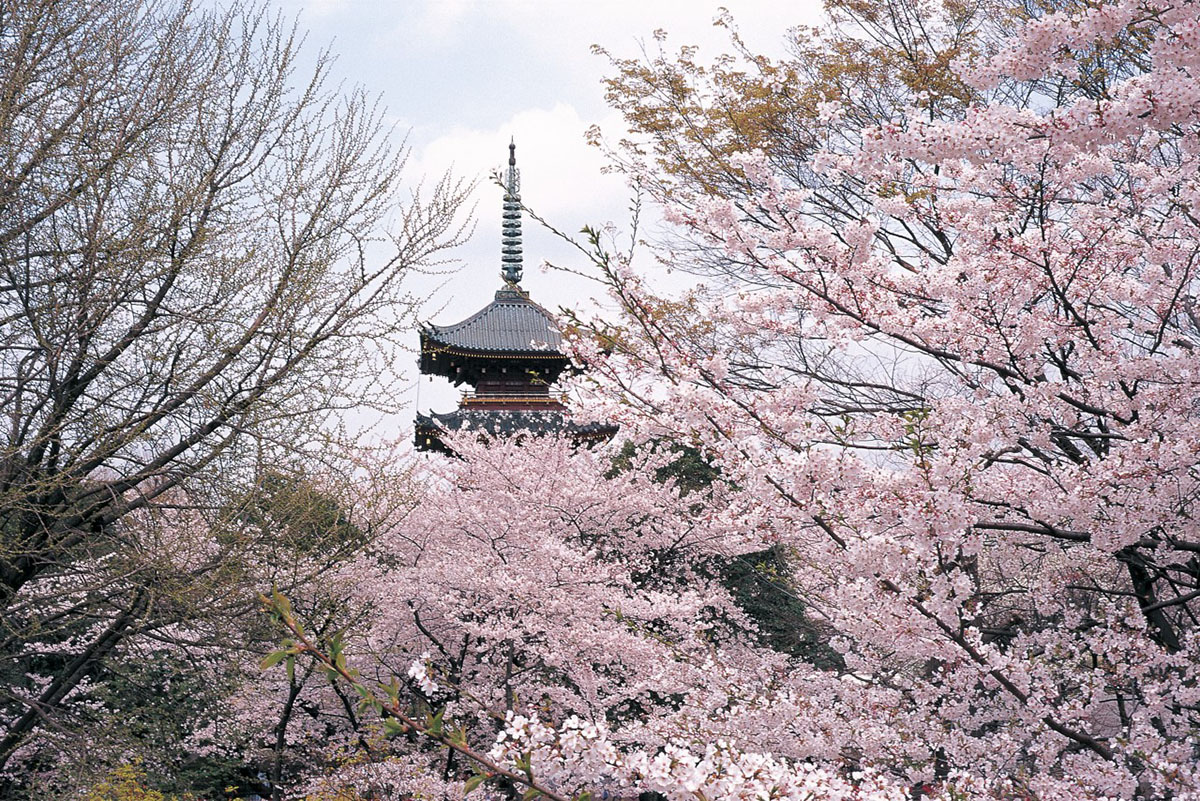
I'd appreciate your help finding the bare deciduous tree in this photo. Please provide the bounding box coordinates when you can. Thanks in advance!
[0,0,466,784]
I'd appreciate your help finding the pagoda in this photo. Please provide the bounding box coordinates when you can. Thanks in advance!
[414,142,617,454]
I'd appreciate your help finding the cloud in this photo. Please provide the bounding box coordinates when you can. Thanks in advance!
[490,0,807,62]
[408,0,475,44]
[297,0,352,19]
[298,0,825,436]
[429,105,623,216]
[411,101,631,273]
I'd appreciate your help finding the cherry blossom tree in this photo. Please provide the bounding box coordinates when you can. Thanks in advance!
[250,2,1200,799]
[266,435,742,793]
[262,433,915,800]
[555,0,1200,797]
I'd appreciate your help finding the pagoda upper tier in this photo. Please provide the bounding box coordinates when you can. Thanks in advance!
[417,285,568,389]
[414,141,617,454]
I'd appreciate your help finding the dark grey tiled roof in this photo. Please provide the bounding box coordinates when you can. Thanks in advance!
[415,408,616,439]
[422,287,562,354]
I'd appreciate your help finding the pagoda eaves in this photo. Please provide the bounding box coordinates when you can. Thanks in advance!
[418,286,568,387]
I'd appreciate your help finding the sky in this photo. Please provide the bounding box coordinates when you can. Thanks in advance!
[271,0,826,428]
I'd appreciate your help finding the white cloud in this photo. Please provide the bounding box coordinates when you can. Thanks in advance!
[293,0,826,434]
[409,102,631,298]
[408,0,475,44]
[294,0,352,19]
[421,104,625,218]
[488,0,811,64]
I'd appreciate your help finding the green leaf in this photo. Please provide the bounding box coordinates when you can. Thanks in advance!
[574,793,593,801]
[271,586,293,618]
[464,775,487,795]
[427,707,445,737]
[521,789,541,801]
[383,717,407,738]
[285,655,295,684]
[260,650,287,670]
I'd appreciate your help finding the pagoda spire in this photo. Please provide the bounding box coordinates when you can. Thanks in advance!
[500,140,523,285]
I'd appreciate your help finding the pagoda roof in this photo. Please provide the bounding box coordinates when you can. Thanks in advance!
[421,287,563,356]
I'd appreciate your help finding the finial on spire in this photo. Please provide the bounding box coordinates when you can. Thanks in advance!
[500,140,523,285]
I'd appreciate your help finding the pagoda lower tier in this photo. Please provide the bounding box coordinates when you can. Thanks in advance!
[414,406,617,454]
[413,286,617,453]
